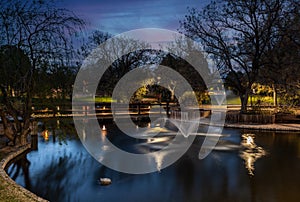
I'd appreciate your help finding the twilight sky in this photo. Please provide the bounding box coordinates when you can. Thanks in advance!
[60,0,210,35]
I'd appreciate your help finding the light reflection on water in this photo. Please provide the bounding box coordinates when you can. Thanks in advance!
[240,134,267,176]
[5,123,300,202]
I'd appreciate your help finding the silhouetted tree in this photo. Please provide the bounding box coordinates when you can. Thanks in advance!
[0,0,84,145]
[160,53,206,102]
[180,0,292,112]
[259,1,300,107]
[80,30,156,97]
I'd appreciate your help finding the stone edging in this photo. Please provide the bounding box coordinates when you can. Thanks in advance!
[199,121,300,132]
[0,144,48,202]
[224,123,300,131]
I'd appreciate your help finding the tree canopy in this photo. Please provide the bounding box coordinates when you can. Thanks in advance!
[180,0,300,111]
[0,0,85,145]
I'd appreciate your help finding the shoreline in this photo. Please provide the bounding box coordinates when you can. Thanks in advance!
[224,123,300,132]
[0,144,48,202]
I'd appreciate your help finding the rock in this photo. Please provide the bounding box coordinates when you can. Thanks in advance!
[99,178,111,186]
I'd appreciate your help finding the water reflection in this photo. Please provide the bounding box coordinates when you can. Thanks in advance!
[151,150,165,172]
[41,130,50,141]
[6,152,32,190]
[100,127,108,151]
[31,135,38,150]
[37,118,78,144]
[240,134,267,176]
[5,123,300,202]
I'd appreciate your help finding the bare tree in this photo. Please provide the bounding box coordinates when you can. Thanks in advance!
[0,0,84,145]
[180,0,289,112]
[80,30,156,97]
[260,0,300,107]
[160,53,206,102]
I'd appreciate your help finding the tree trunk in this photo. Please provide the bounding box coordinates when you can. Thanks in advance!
[170,91,175,101]
[272,83,278,107]
[167,85,175,101]
[0,109,30,146]
[240,90,249,113]
[15,134,28,146]
[0,110,14,142]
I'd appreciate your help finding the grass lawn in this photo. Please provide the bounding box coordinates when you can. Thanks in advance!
[95,97,116,103]
[226,96,241,105]
[226,95,275,106]
[73,96,116,103]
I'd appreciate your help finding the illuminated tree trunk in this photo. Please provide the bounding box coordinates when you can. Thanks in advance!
[273,84,278,107]
[240,91,249,113]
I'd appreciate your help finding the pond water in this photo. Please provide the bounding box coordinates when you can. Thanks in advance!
[5,121,300,202]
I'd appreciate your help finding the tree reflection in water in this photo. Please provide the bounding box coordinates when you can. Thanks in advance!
[5,125,300,202]
[7,149,87,201]
[7,152,32,190]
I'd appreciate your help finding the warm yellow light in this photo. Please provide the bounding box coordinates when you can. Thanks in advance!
[240,133,267,176]
[42,130,49,141]
[102,125,106,131]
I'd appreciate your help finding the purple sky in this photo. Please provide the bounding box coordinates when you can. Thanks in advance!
[60,0,210,35]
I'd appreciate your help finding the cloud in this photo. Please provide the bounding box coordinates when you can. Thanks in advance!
[61,0,210,34]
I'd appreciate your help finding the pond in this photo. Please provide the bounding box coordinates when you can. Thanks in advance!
[5,120,300,202]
